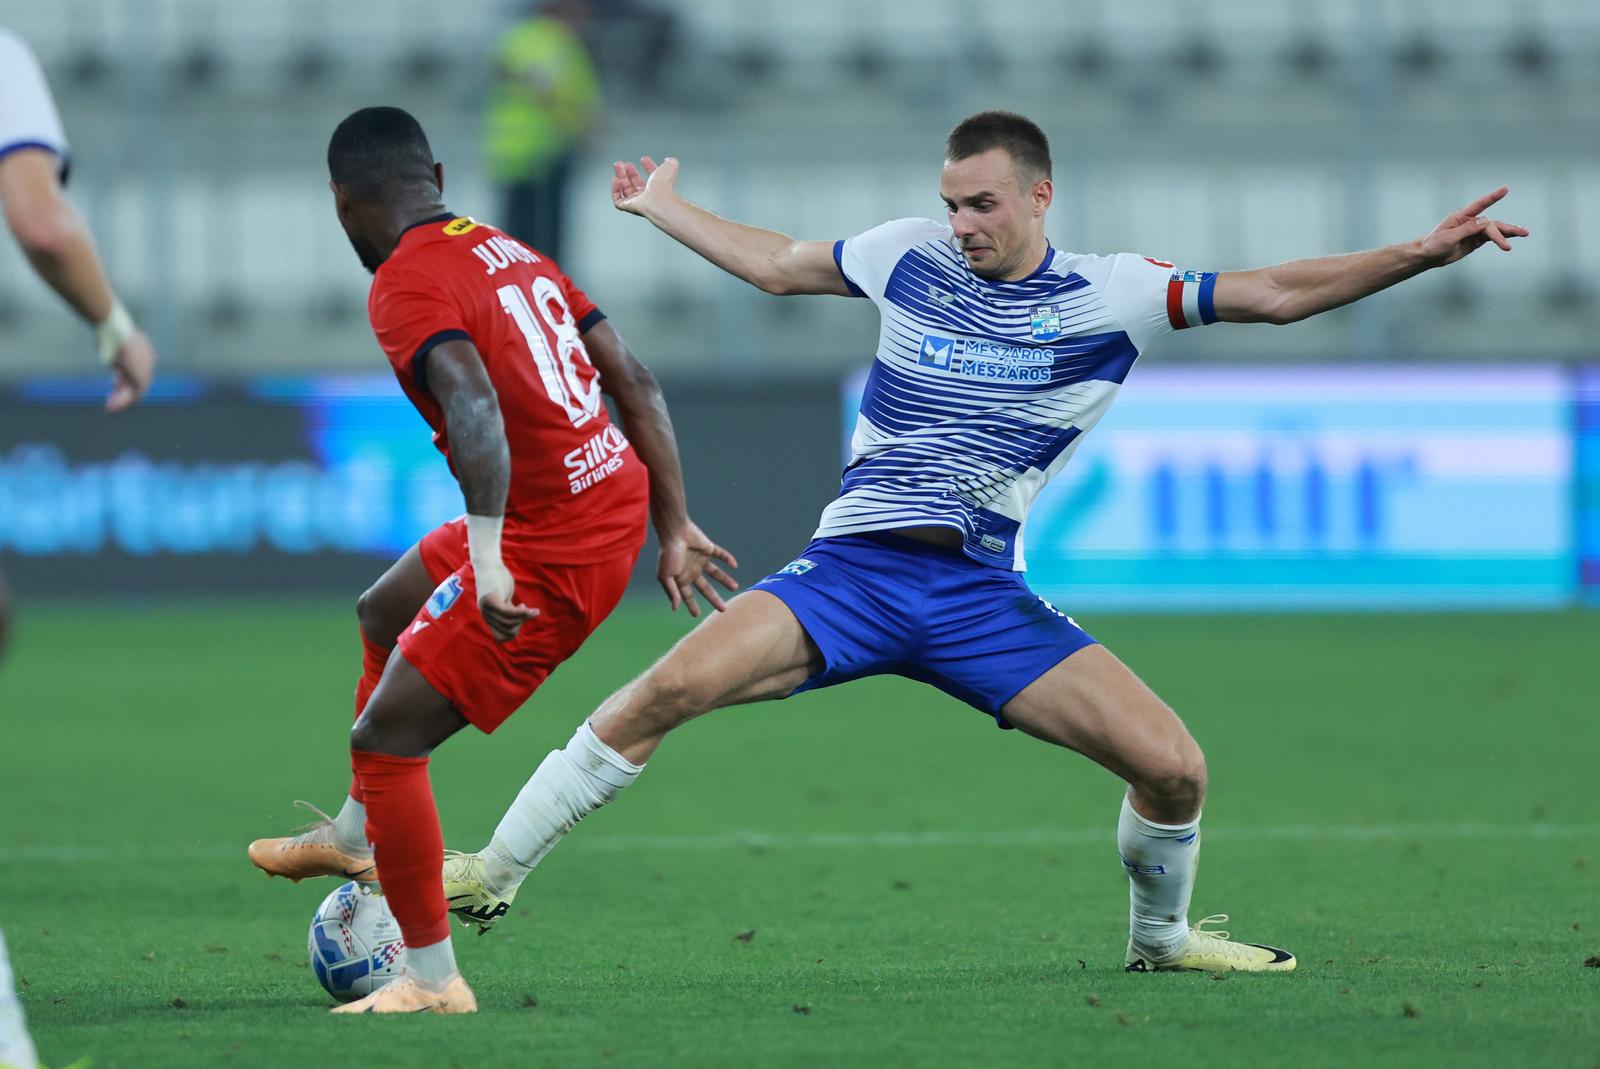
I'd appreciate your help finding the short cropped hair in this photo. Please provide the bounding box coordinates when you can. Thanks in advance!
[327,106,437,199]
[945,111,1052,183]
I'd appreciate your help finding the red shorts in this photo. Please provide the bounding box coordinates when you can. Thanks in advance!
[396,517,638,733]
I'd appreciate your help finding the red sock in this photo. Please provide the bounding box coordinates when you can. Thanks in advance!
[348,632,391,804]
[350,749,451,947]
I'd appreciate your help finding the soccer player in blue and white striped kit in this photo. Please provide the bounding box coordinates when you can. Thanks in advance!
[443,112,1525,973]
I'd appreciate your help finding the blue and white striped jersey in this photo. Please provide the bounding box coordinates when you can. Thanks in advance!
[819,217,1218,570]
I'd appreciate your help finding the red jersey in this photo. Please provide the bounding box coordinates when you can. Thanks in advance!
[368,214,648,563]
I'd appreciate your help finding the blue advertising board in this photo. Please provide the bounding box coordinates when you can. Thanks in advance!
[1579,368,1600,604]
[842,365,1577,610]
[0,366,1589,608]
[0,376,457,594]
[0,373,845,596]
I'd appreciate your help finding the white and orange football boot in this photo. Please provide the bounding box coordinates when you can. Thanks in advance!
[331,969,477,1015]
[247,801,377,884]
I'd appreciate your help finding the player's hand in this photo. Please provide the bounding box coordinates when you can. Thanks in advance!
[106,328,157,413]
[611,156,678,218]
[476,561,539,643]
[1418,187,1529,268]
[656,520,738,617]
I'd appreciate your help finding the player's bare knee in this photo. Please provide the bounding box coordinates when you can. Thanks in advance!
[1142,747,1207,814]
[355,585,382,640]
[348,716,386,755]
[356,583,406,646]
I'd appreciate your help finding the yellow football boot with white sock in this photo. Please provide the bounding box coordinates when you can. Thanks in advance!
[1124,915,1296,973]
[442,850,518,934]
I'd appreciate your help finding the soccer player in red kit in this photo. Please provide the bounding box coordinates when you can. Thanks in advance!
[246,106,737,1014]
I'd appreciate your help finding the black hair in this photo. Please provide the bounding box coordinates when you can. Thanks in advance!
[945,111,1052,182]
[327,106,438,199]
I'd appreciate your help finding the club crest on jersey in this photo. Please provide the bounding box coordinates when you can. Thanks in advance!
[1030,305,1062,341]
[425,575,464,619]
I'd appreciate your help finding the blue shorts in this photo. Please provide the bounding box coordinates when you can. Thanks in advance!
[753,532,1097,726]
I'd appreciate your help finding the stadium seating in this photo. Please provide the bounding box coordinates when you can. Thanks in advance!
[0,0,1594,375]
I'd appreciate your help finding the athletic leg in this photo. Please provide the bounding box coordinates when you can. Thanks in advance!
[353,541,439,716]
[451,591,821,928]
[589,588,822,763]
[333,651,476,1013]
[343,542,443,826]
[1002,645,1292,972]
[1002,645,1203,951]
[246,541,441,880]
[1003,644,1205,824]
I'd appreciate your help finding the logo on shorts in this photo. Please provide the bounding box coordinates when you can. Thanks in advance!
[979,534,1007,553]
[777,558,817,577]
[425,575,464,619]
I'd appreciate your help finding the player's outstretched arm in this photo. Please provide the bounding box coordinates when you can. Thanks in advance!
[583,319,738,616]
[1212,187,1528,325]
[426,339,539,643]
[0,149,156,411]
[611,155,852,297]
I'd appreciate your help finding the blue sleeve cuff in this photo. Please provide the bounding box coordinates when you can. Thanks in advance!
[833,239,867,298]
[577,308,606,333]
[0,141,70,185]
[1198,273,1218,325]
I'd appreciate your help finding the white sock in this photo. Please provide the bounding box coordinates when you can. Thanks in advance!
[1117,792,1200,960]
[0,930,39,1069]
[331,795,370,856]
[481,721,643,895]
[404,935,457,987]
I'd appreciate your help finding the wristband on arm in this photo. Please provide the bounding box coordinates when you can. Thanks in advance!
[465,513,505,580]
[94,297,135,366]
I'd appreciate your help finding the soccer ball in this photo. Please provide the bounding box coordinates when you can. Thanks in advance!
[307,881,406,1002]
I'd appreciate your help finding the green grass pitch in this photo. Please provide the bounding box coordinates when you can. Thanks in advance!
[1,599,1596,1068]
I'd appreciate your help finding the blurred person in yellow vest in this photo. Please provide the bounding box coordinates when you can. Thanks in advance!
[486,0,602,263]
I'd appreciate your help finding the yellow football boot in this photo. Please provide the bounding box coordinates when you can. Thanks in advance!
[248,801,377,883]
[331,970,477,1015]
[442,850,517,934]
[1125,915,1296,973]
